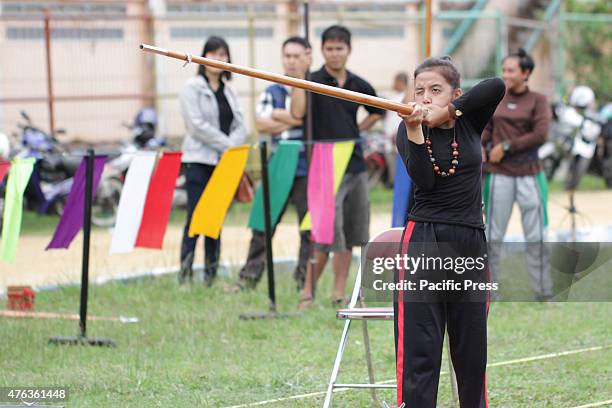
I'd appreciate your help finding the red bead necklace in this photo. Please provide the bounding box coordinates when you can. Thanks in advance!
[424,127,459,177]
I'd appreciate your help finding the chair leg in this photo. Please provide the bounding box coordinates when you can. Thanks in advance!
[445,334,460,407]
[361,319,379,407]
[323,319,352,408]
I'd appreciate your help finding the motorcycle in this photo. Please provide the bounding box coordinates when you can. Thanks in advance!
[587,102,612,187]
[538,87,611,189]
[539,102,577,181]
[9,111,120,228]
[364,130,394,189]
[13,111,79,216]
[93,107,186,227]
[562,87,604,191]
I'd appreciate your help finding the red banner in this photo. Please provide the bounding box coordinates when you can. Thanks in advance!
[135,152,182,249]
[0,161,10,182]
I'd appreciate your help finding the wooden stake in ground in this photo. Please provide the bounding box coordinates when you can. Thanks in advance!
[0,309,138,323]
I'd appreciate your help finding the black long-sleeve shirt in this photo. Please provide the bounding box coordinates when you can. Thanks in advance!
[203,73,234,136]
[396,78,505,229]
[309,66,385,173]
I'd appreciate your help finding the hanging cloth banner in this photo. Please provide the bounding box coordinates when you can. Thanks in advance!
[0,158,35,263]
[305,143,334,244]
[392,152,413,228]
[0,161,10,182]
[300,141,354,232]
[135,152,183,249]
[109,152,157,254]
[248,141,301,232]
[189,145,250,239]
[46,156,106,250]
[332,141,355,191]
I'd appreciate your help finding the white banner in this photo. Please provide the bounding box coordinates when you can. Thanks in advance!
[109,152,157,254]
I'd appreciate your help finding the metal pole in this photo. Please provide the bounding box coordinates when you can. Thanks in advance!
[43,8,56,137]
[238,141,295,319]
[49,151,116,346]
[260,141,276,311]
[420,5,426,60]
[551,11,561,102]
[304,0,313,163]
[79,149,94,338]
[248,4,258,138]
[558,6,567,99]
[425,0,432,57]
[142,13,156,108]
[495,10,504,77]
[303,0,317,300]
[149,0,167,139]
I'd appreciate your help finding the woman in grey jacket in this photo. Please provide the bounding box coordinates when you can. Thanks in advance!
[178,36,247,286]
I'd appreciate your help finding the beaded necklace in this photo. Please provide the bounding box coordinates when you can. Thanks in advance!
[424,126,459,177]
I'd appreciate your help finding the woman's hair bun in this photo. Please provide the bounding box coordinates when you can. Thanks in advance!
[517,48,527,57]
[440,55,453,61]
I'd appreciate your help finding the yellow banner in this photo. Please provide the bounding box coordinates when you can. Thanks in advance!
[300,141,355,230]
[189,145,250,239]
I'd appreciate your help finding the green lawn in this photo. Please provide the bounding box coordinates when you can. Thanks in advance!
[0,262,610,407]
[548,174,608,192]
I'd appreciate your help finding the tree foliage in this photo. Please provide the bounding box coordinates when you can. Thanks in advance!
[564,0,612,101]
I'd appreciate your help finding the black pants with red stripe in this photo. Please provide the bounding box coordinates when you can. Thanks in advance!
[393,220,490,408]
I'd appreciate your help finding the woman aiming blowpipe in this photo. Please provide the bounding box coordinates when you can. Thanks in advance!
[139,43,414,116]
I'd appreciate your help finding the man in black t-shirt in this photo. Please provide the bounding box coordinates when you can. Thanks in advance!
[291,25,384,307]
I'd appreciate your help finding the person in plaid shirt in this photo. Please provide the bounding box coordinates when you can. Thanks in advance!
[226,36,312,292]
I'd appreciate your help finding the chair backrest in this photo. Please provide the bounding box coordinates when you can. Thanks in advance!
[351,227,405,307]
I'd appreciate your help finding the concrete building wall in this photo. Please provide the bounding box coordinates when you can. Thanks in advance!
[0,0,562,144]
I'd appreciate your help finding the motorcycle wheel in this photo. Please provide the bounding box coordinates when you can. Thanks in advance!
[542,157,560,181]
[602,156,612,188]
[52,197,65,217]
[367,167,385,189]
[565,156,591,191]
[91,177,122,228]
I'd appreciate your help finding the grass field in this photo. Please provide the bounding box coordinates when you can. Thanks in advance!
[0,261,610,407]
[5,177,611,407]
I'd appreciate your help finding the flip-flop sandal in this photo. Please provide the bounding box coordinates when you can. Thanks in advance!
[298,296,314,311]
[331,297,349,307]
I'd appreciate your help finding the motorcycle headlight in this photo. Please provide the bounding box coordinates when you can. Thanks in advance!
[561,106,584,128]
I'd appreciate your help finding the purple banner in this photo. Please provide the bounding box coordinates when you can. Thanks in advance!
[46,156,106,250]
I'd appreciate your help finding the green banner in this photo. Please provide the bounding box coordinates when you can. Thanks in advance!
[248,141,302,232]
[1,158,35,263]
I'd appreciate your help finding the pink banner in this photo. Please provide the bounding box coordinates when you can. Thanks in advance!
[307,143,335,245]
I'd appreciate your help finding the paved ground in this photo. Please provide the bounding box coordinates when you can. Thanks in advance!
[1,190,610,291]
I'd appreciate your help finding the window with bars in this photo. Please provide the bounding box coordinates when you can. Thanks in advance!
[170,27,273,39]
[166,3,275,15]
[6,27,124,40]
[314,26,405,38]
[311,3,410,13]
[1,3,127,14]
